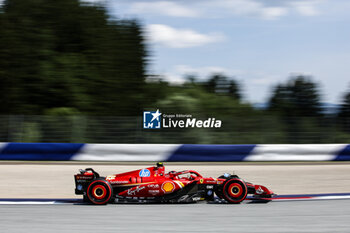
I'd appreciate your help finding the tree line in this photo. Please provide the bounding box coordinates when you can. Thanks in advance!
[0,0,146,116]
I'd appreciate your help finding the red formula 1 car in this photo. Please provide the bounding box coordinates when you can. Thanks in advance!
[74,162,274,205]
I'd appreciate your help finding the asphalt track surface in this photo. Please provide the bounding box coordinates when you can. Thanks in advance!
[1,200,350,233]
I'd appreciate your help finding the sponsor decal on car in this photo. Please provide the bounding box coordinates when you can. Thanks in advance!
[161,182,175,193]
[127,186,146,195]
[205,179,217,184]
[76,184,83,191]
[106,175,116,180]
[109,180,129,184]
[139,169,151,177]
[256,186,264,194]
[148,190,160,195]
[76,176,93,180]
[147,184,159,188]
[76,180,88,183]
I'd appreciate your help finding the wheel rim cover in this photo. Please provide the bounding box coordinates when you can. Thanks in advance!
[228,183,243,198]
[93,185,107,199]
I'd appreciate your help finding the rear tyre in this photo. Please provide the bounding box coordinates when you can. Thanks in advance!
[222,178,247,204]
[87,179,113,205]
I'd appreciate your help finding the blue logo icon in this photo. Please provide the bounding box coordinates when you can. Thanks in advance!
[139,169,151,177]
[143,109,161,129]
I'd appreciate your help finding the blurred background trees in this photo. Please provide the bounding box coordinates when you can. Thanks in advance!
[267,76,324,143]
[0,0,146,116]
[268,76,322,117]
[0,0,349,143]
[338,93,350,133]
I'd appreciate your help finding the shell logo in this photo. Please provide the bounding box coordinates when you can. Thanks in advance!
[162,182,175,193]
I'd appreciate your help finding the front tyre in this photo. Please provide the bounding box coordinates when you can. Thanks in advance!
[87,179,113,205]
[222,178,247,204]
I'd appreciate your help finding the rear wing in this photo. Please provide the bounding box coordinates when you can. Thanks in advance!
[74,168,100,195]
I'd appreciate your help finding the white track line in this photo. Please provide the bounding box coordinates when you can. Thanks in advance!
[0,201,56,205]
[312,195,350,200]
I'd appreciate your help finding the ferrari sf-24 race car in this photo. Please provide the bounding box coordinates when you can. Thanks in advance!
[74,163,274,205]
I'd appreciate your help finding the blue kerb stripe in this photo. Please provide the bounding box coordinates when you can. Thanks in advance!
[167,144,256,162]
[334,144,350,161]
[0,143,85,160]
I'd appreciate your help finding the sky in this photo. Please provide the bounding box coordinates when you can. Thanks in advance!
[48,1,350,103]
